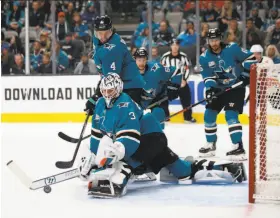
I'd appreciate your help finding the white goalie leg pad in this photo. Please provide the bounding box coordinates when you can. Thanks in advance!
[95,135,114,166]
[88,161,131,198]
[194,170,234,184]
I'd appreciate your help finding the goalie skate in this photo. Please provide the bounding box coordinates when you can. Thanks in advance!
[88,180,127,198]
[199,141,216,157]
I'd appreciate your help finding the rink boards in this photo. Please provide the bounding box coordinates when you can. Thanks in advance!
[1,74,250,124]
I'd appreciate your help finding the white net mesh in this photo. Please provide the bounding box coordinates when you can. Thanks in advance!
[253,62,280,201]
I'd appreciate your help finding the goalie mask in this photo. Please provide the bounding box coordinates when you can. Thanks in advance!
[100,73,123,108]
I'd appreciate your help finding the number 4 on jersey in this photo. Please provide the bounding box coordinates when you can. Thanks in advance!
[111,62,116,71]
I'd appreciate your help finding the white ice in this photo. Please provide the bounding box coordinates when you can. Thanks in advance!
[1,123,280,218]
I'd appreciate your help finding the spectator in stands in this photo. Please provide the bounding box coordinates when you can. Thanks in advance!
[246,18,262,49]
[6,1,25,33]
[1,42,14,75]
[266,44,280,64]
[29,1,45,29]
[253,0,269,10]
[217,0,240,32]
[1,4,7,30]
[37,53,53,74]
[263,7,279,31]
[154,20,175,46]
[134,12,159,38]
[168,0,183,12]
[72,12,90,43]
[60,32,85,67]
[9,35,24,55]
[55,12,71,41]
[81,1,98,27]
[265,18,280,47]
[74,52,97,74]
[203,1,219,22]
[10,54,25,75]
[65,2,75,27]
[18,0,27,11]
[55,41,69,73]
[134,27,153,48]
[183,0,196,22]
[177,21,197,47]
[151,45,161,63]
[30,41,43,72]
[39,31,51,53]
[223,19,242,45]
[39,0,51,23]
[200,22,209,52]
[250,7,264,29]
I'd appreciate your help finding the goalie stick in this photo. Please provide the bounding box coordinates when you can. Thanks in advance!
[55,112,90,169]
[58,96,169,144]
[7,160,79,190]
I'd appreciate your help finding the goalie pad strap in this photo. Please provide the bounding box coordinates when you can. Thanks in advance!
[206,161,215,170]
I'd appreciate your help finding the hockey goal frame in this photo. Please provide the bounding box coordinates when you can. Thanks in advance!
[249,64,280,203]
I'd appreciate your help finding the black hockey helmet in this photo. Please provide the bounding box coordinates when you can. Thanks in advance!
[207,28,222,39]
[94,15,112,31]
[133,47,148,59]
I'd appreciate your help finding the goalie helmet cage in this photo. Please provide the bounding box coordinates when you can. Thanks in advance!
[249,64,280,203]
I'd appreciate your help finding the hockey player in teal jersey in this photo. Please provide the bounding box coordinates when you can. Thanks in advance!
[85,15,145,117]
[133,47,182,128]
[93,16,144,98]
[199,28,254,160]
[77,73,246,198]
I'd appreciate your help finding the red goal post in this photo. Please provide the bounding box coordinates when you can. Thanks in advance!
[249,62,280,203]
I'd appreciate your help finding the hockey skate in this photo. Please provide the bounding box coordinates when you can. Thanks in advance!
[88,180,127,198]
[222,162,247,183]
[226,141,247,161]
[199,141,216,157]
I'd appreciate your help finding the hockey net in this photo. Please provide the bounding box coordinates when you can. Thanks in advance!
[249,62,280,203]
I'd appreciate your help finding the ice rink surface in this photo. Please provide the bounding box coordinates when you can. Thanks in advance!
[1,123,280,218]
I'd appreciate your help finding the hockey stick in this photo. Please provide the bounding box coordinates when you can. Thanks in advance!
[245,94,250,105]
[7,160,79,191]
[55,112,90,169]
[58,96,170,144]
[163,81,243,121]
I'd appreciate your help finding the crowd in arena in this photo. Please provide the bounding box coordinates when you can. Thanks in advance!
[2,0,280,76]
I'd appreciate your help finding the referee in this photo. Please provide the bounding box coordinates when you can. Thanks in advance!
[161,38,196,123]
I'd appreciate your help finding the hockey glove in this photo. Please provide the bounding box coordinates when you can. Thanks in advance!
[85,94,99,115]
[141,89,155,101]
[101,141,125,166]
[167,81,180,101]
[205,87,221,104]
[239,75,250,86]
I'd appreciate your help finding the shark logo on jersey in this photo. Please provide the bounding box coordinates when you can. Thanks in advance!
[214,60,236,85]
[104,43,116,51]
[208,61,215,68]
[151,63,160,72]
[118,102,129,108]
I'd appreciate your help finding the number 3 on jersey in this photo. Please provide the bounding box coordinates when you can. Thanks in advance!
[129,112,136,120]
[110,62,116,71]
